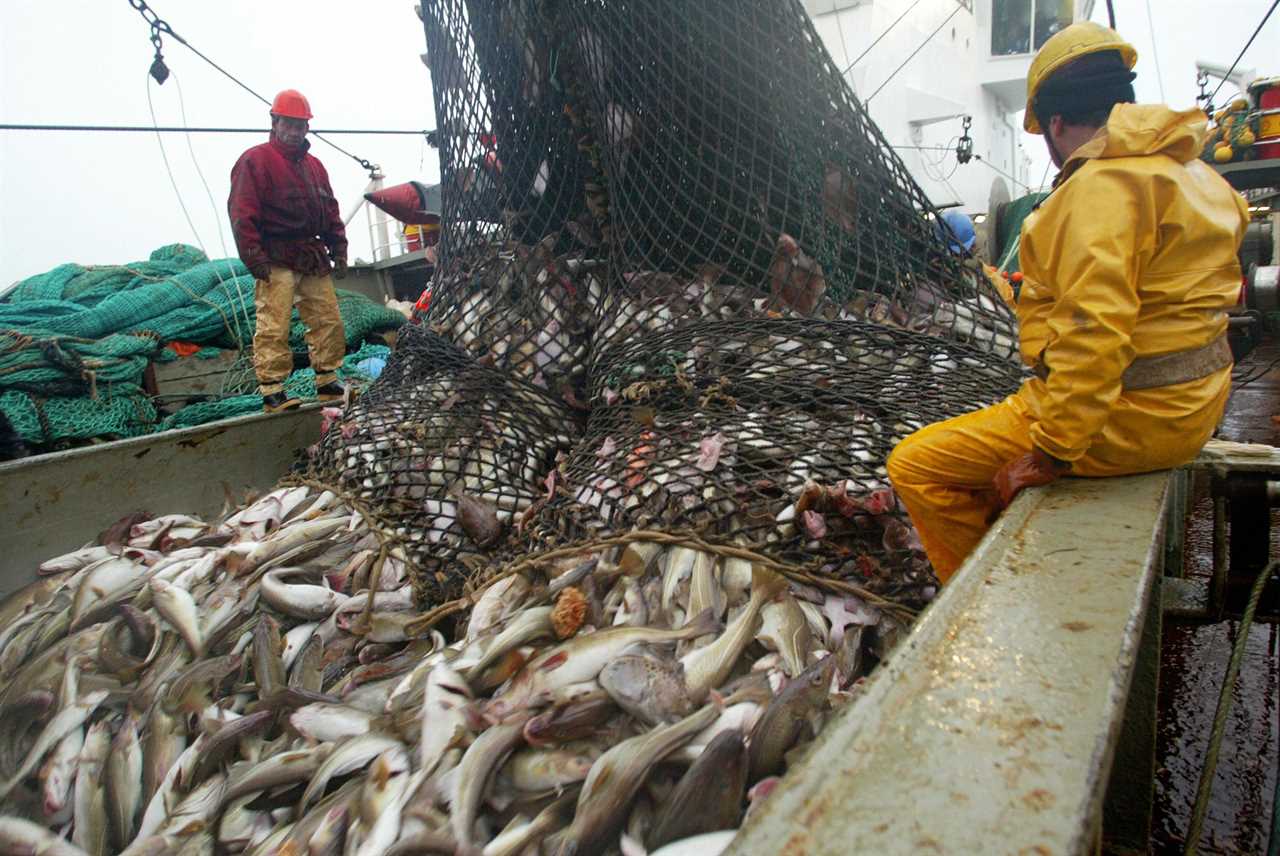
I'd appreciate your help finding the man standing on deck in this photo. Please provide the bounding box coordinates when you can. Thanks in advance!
[887,22,1248,583]
[229,89,348,413]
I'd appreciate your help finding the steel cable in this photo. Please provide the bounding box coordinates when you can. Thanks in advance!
[1184,558,1278,856]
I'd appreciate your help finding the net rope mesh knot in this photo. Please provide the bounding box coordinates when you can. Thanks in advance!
[303,0,1024,606]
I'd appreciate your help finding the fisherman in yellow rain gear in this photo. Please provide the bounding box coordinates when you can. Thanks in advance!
[887,22,1249,583]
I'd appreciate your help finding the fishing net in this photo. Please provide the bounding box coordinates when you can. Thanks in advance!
[0,245,407,446]
[306,0,1025,606]
[0,384,157,444]
[157,342,393,432]
[529,319,1023,601]
[301,327,580,604]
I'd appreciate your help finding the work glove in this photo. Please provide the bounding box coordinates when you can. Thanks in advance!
[333,258,349,280]
[992,446,1070,509]
[249,262,272,282]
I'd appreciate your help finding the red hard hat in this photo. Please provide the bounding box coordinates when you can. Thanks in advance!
[270,89,313,120]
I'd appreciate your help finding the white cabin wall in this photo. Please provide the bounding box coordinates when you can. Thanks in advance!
[806,0,1043,218]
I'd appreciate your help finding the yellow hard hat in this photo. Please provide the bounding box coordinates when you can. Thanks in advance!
[1024,22,1137,133]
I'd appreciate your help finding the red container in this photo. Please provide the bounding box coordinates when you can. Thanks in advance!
[1256,108,1280,160]
[1248,76,1280,110]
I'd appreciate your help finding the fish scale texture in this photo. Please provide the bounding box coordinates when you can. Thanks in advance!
[302,0,1026,606]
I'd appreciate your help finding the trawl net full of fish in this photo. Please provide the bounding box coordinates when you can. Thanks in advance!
[300,0,1022,605]
[0,486,907,854]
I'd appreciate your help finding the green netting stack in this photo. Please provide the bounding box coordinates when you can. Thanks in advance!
[158,342,391,431]
[1,244,406,448]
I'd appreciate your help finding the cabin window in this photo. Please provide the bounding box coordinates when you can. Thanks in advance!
[991,0,1071,56]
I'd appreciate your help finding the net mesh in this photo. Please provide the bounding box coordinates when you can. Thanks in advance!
[303,0,1025,607]
[0,245,406,446]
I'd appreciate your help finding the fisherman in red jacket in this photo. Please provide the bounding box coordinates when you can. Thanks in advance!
[229,89,348,413]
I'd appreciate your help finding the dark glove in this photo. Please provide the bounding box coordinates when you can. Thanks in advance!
[993,447,1070,508]
[249,262,272,282]
[332,258,348,280]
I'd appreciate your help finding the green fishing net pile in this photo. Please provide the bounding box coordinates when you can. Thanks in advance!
[1,244,404,447]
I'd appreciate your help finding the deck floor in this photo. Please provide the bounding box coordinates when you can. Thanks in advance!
[1151,341,1280,855]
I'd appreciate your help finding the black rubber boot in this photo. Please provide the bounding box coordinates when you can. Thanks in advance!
[263,391,302,413]
[315,381,345,403]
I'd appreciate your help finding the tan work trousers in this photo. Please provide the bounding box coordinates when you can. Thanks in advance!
[253,265,346,395]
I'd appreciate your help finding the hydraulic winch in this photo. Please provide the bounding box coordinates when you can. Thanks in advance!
[1229,263,1278,361]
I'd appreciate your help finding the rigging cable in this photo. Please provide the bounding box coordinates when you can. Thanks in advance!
[972,154,1030,192]
[125,0,382,174]
[1143,0,1166,102]
[145,72,206,255]
[839,0,927,76]
[171,71,228,258]
[865,2,965,104]
[145,72,254,348]
[1208,0,1280,105]
[896,145,1034,195]
[832,1,853,72]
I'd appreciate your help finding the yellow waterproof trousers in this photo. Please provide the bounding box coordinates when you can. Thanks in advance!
[253,265,346,395]
[886,383,1226,582]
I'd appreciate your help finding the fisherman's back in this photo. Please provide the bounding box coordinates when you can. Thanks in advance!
[1013,103,1249,470]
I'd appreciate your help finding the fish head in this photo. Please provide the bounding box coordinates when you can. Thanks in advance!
[789,655,837,709]
[523,710,554,746]
[597,655,650,700]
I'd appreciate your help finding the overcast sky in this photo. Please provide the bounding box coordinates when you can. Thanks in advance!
[0,0,439,284]
[1,0,1276,284]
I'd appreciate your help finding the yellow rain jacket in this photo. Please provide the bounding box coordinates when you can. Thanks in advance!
[888,104,1248,580]
[1016,103,1248,465]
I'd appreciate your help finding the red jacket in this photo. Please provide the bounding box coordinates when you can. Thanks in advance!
[228,136,347,276]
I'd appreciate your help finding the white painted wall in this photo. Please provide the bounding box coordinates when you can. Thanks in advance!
[805,0,1073,218]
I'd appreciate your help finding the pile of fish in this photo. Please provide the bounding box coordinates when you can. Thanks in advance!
[310,344,578,596]
[427,227,1015,412]
[429,236,603,398]
[0,483,905,855]
[365,232,1010,604]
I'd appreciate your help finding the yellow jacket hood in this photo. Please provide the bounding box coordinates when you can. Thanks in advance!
[1063,104,1208,177]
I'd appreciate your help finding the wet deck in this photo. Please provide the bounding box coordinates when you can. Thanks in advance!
[1152,341,1280,855]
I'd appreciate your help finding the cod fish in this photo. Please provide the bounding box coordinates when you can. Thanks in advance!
[73,719,111,856]
[758,596,812,678]
[0,815,90,856]
[648,729,748,849]
[553,703,720,856]
[0,689,108,802]
[523,694,616,747]
[449,714,530,849]
[452,486,503,548]
[747,655,835,782]
[488,609,719,719]
[681,568,786,700]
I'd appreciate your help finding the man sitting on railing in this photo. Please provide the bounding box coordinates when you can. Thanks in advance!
[888,22,1249,583]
